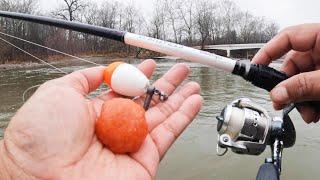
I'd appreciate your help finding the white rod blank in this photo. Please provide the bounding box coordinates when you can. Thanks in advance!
[124,33,236,73]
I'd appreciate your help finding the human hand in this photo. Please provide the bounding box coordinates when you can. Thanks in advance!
[0,59,202,180]
[252,24,320,123]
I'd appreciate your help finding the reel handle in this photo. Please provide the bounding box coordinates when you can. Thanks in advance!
[233,61,320,112]
[256,163,279,180]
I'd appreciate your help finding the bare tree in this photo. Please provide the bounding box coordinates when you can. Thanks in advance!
[52,0,87,52]
[0,0,10,11]
[195,0,214,49]
[163,0,181,43]
[238,12,256,43]
[149,0,166,40]
[263,22,279,42]
[122,3,137,33]
[81,2,100,52]
[54,0,86,21]
[100,1,118,29]
[218,0,241,44]
[178,0,195,45]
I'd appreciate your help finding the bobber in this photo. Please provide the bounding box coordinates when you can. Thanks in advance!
[104,61,150,97]
[95,61,168,154]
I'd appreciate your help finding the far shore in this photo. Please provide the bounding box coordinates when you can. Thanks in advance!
[0,56,102,71]
[0,50,164,70]
[0,54,148,71]
[0,54,284,72]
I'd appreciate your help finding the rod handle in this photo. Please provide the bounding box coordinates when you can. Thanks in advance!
[233,61,320,112]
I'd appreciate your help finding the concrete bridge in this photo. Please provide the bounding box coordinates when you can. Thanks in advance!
[193,43,266,57]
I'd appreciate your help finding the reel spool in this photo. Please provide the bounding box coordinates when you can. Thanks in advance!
[216,98,296,180]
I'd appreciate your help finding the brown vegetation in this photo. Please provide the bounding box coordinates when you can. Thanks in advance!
[0,0,279,64]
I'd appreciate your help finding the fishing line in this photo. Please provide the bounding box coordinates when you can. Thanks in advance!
[0,36,68,102]
[0,36,67,74]
[0,33,107,102]
[0,33,129,104]
[22,84,41,102]
[0,31,102,66]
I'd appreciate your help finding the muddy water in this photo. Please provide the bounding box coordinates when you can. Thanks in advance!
[1,58,320,179]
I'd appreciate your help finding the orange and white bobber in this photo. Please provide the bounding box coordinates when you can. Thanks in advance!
[104,62,150,97]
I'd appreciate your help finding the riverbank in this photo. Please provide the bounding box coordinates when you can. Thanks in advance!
[0,55,143,71]
[0,49,162,70]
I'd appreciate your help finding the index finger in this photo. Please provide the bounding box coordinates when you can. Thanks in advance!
[55,66,106,95]
[252,24,320,65]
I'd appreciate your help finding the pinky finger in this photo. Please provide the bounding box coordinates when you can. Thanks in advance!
[150,94,203,159]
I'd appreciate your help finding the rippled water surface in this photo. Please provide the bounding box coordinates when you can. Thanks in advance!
[1,58,320,180]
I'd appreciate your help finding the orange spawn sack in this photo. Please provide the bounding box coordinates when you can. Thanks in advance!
[95,98,148,154]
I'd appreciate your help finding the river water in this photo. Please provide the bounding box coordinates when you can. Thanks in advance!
[1,57,320,179]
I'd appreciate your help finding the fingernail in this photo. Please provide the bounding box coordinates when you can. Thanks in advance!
[271,86,289,103]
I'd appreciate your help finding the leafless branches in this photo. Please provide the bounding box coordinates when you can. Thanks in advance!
[53,0,87,21]
[0,0,280,63]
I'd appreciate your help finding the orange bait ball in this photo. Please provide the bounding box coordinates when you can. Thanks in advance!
[95,98,148,154]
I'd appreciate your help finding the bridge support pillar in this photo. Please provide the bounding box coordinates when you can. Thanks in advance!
[227,49,231,57]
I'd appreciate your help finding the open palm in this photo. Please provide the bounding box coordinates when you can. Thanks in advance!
[0,60,202,180]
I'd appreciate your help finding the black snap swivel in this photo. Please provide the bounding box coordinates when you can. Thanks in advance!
[143,86,168,110]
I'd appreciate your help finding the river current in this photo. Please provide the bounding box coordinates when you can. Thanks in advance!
[1,57,320,179]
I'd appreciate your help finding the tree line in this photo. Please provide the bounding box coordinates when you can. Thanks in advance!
[0,0,279,64]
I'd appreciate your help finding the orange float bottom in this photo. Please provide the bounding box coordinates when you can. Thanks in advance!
[95,98,148,154]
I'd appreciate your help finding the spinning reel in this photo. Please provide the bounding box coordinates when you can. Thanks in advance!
[216,98,296,180]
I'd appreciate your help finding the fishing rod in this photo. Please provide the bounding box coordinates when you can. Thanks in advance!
[0,11,280,90]
[0,11,319,110]
[0,11,317,180]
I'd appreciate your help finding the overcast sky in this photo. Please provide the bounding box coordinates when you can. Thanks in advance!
[39,0,320,30]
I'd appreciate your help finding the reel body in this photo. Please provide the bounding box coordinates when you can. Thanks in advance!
[216,98,296,179]
[217,98,271,155]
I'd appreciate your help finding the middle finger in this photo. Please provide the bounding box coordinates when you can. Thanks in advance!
[281,50,315,76]
[134,63,190,107]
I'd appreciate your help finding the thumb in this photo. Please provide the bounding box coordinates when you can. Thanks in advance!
[270,70,320,108]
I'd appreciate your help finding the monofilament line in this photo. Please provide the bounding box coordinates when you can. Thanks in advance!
[0,36,67,74]
[0,35,105,103]
[0,31,102,66]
